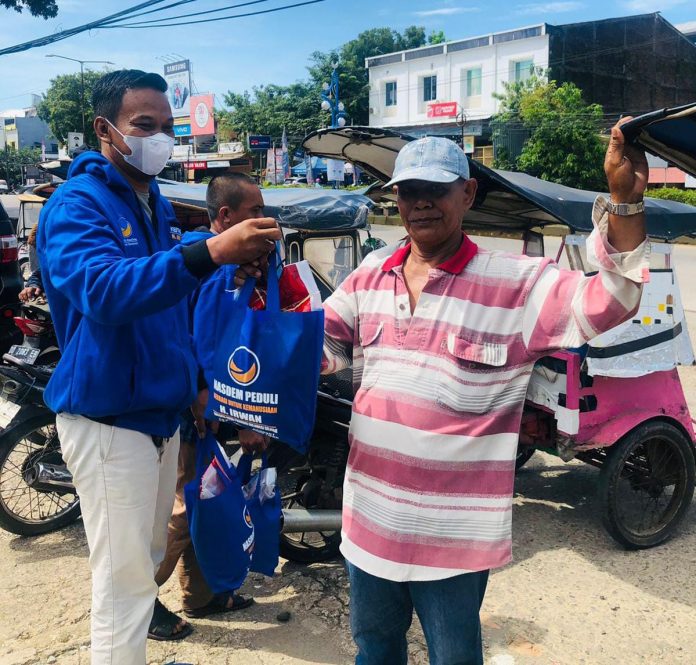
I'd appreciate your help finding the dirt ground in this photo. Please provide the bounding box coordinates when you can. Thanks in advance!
[2,369,696,665]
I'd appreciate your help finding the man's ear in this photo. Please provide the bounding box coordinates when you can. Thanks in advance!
[462,177,478,207]
[94,116,111,143]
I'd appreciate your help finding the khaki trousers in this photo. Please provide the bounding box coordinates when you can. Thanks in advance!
[154,436,214,611]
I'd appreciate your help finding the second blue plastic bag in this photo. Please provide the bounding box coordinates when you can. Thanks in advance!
[184,432,254,594]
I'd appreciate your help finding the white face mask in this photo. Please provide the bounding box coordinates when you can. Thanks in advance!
[106,119,175,176]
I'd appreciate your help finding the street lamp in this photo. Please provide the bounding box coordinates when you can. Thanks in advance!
[45,54,115,139]
[320,65,347,129]
[456,110,468,149]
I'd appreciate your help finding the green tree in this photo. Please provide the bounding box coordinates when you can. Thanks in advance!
[428,30,447,45]
[222,82,324,151]
[1,0,57,18]
[36,70,107,147]
[0,146,41,189]
[307,26,431,125]
[492,76,606,190]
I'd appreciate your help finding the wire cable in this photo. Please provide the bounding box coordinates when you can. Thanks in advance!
[0,0,183,56]
[105,0,326,28]
[103,0,271,27]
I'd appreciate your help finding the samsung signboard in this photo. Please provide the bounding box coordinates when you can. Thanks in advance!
[164,60,191,119]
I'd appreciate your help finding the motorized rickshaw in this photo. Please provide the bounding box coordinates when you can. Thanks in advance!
[281,109,696,559]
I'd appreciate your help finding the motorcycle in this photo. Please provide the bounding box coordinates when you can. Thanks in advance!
[0,299,78,536]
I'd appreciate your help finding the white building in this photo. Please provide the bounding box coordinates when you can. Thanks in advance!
[366,25,549,138]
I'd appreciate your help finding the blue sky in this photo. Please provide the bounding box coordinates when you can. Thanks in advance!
[0,0,694,111]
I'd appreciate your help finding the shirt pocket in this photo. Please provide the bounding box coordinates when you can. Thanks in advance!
[356,321,384,389]
[436,333,509,413]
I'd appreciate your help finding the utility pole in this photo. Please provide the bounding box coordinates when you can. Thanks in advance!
[45,55,115,141]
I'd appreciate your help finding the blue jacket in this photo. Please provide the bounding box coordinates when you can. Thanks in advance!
[37,152,207,437]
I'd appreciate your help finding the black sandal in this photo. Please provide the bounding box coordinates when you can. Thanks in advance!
[183,592,254,618]
[148,598,194,642]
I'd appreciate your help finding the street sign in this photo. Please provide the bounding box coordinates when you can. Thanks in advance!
[184,161,207,170]
[249,135,272,151]
[427,102,458,119]
[174,124,191,137]
[67,132,84,151]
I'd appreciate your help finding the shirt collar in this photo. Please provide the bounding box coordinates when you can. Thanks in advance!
[381,233,478,275]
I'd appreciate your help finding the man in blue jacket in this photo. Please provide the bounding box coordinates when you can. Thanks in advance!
[37,70,280,665]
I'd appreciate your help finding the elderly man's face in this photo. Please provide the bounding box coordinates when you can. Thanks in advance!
[396,178,477,247]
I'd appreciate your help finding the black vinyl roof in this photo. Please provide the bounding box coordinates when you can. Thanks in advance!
[304,125,696,240]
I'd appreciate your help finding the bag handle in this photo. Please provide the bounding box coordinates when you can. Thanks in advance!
[234,250,281,312]
[195,430,237,485]
[237,451,269,485]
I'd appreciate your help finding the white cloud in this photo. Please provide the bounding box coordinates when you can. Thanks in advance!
[515,1,584,14]
[622,0,685,10]
[413,7,481,17]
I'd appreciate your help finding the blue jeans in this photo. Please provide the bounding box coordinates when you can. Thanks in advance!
[346,561,489,665]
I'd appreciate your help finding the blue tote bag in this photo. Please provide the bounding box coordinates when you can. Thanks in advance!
[238,453,282,577]
[206,252,324,452]
[184,432,255,594]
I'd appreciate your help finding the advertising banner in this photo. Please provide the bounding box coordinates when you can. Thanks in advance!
[164,60,191,119]
[249,135,272,151]
[327,159,345,183]
[463,135,475,154]
[191,94,215,136]
[427,102,458,119]
[266,148,285,184]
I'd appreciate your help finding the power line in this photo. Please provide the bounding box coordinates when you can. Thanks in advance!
[105,0,326,28]
[99,0,198,25]
[104,0,271,27]
[0,0,182,56]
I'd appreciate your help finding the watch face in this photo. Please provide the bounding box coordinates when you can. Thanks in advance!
[194,102,210,128]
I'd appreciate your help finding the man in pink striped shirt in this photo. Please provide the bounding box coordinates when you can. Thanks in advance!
[321,121,649,664]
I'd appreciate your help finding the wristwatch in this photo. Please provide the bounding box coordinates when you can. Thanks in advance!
[606,199,645,216]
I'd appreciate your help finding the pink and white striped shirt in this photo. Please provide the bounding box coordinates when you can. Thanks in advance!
[322,202,648,582]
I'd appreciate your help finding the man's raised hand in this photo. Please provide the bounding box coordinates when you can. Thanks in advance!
[206,217,281,266]
[604,117,649,204]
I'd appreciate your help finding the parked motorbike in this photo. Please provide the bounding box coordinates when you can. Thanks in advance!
[0,300,78,536]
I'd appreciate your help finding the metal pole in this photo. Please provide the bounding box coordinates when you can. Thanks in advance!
[80,61,85,138]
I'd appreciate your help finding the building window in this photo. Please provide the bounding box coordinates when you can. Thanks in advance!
[464,67,482,97]
[423,75,437,102]
[514,59,534,82]
[385,81,397,107]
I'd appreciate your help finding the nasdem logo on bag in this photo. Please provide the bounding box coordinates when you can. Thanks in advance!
[242,505,255,554]
[228,347,260,386]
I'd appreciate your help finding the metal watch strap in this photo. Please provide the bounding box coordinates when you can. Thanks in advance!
[607,199,645,216]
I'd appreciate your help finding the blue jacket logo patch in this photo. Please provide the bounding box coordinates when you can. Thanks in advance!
[228,346,260,386]
[170,226,182,241]
[118,217,138,246]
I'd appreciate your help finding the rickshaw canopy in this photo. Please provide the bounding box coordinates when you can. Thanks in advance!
[157,179,372,230]
[302,126,696,241]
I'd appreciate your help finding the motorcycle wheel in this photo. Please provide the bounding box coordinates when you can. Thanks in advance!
[598,421,695,549]
[269,443,342,563]
[0,410,81,536]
